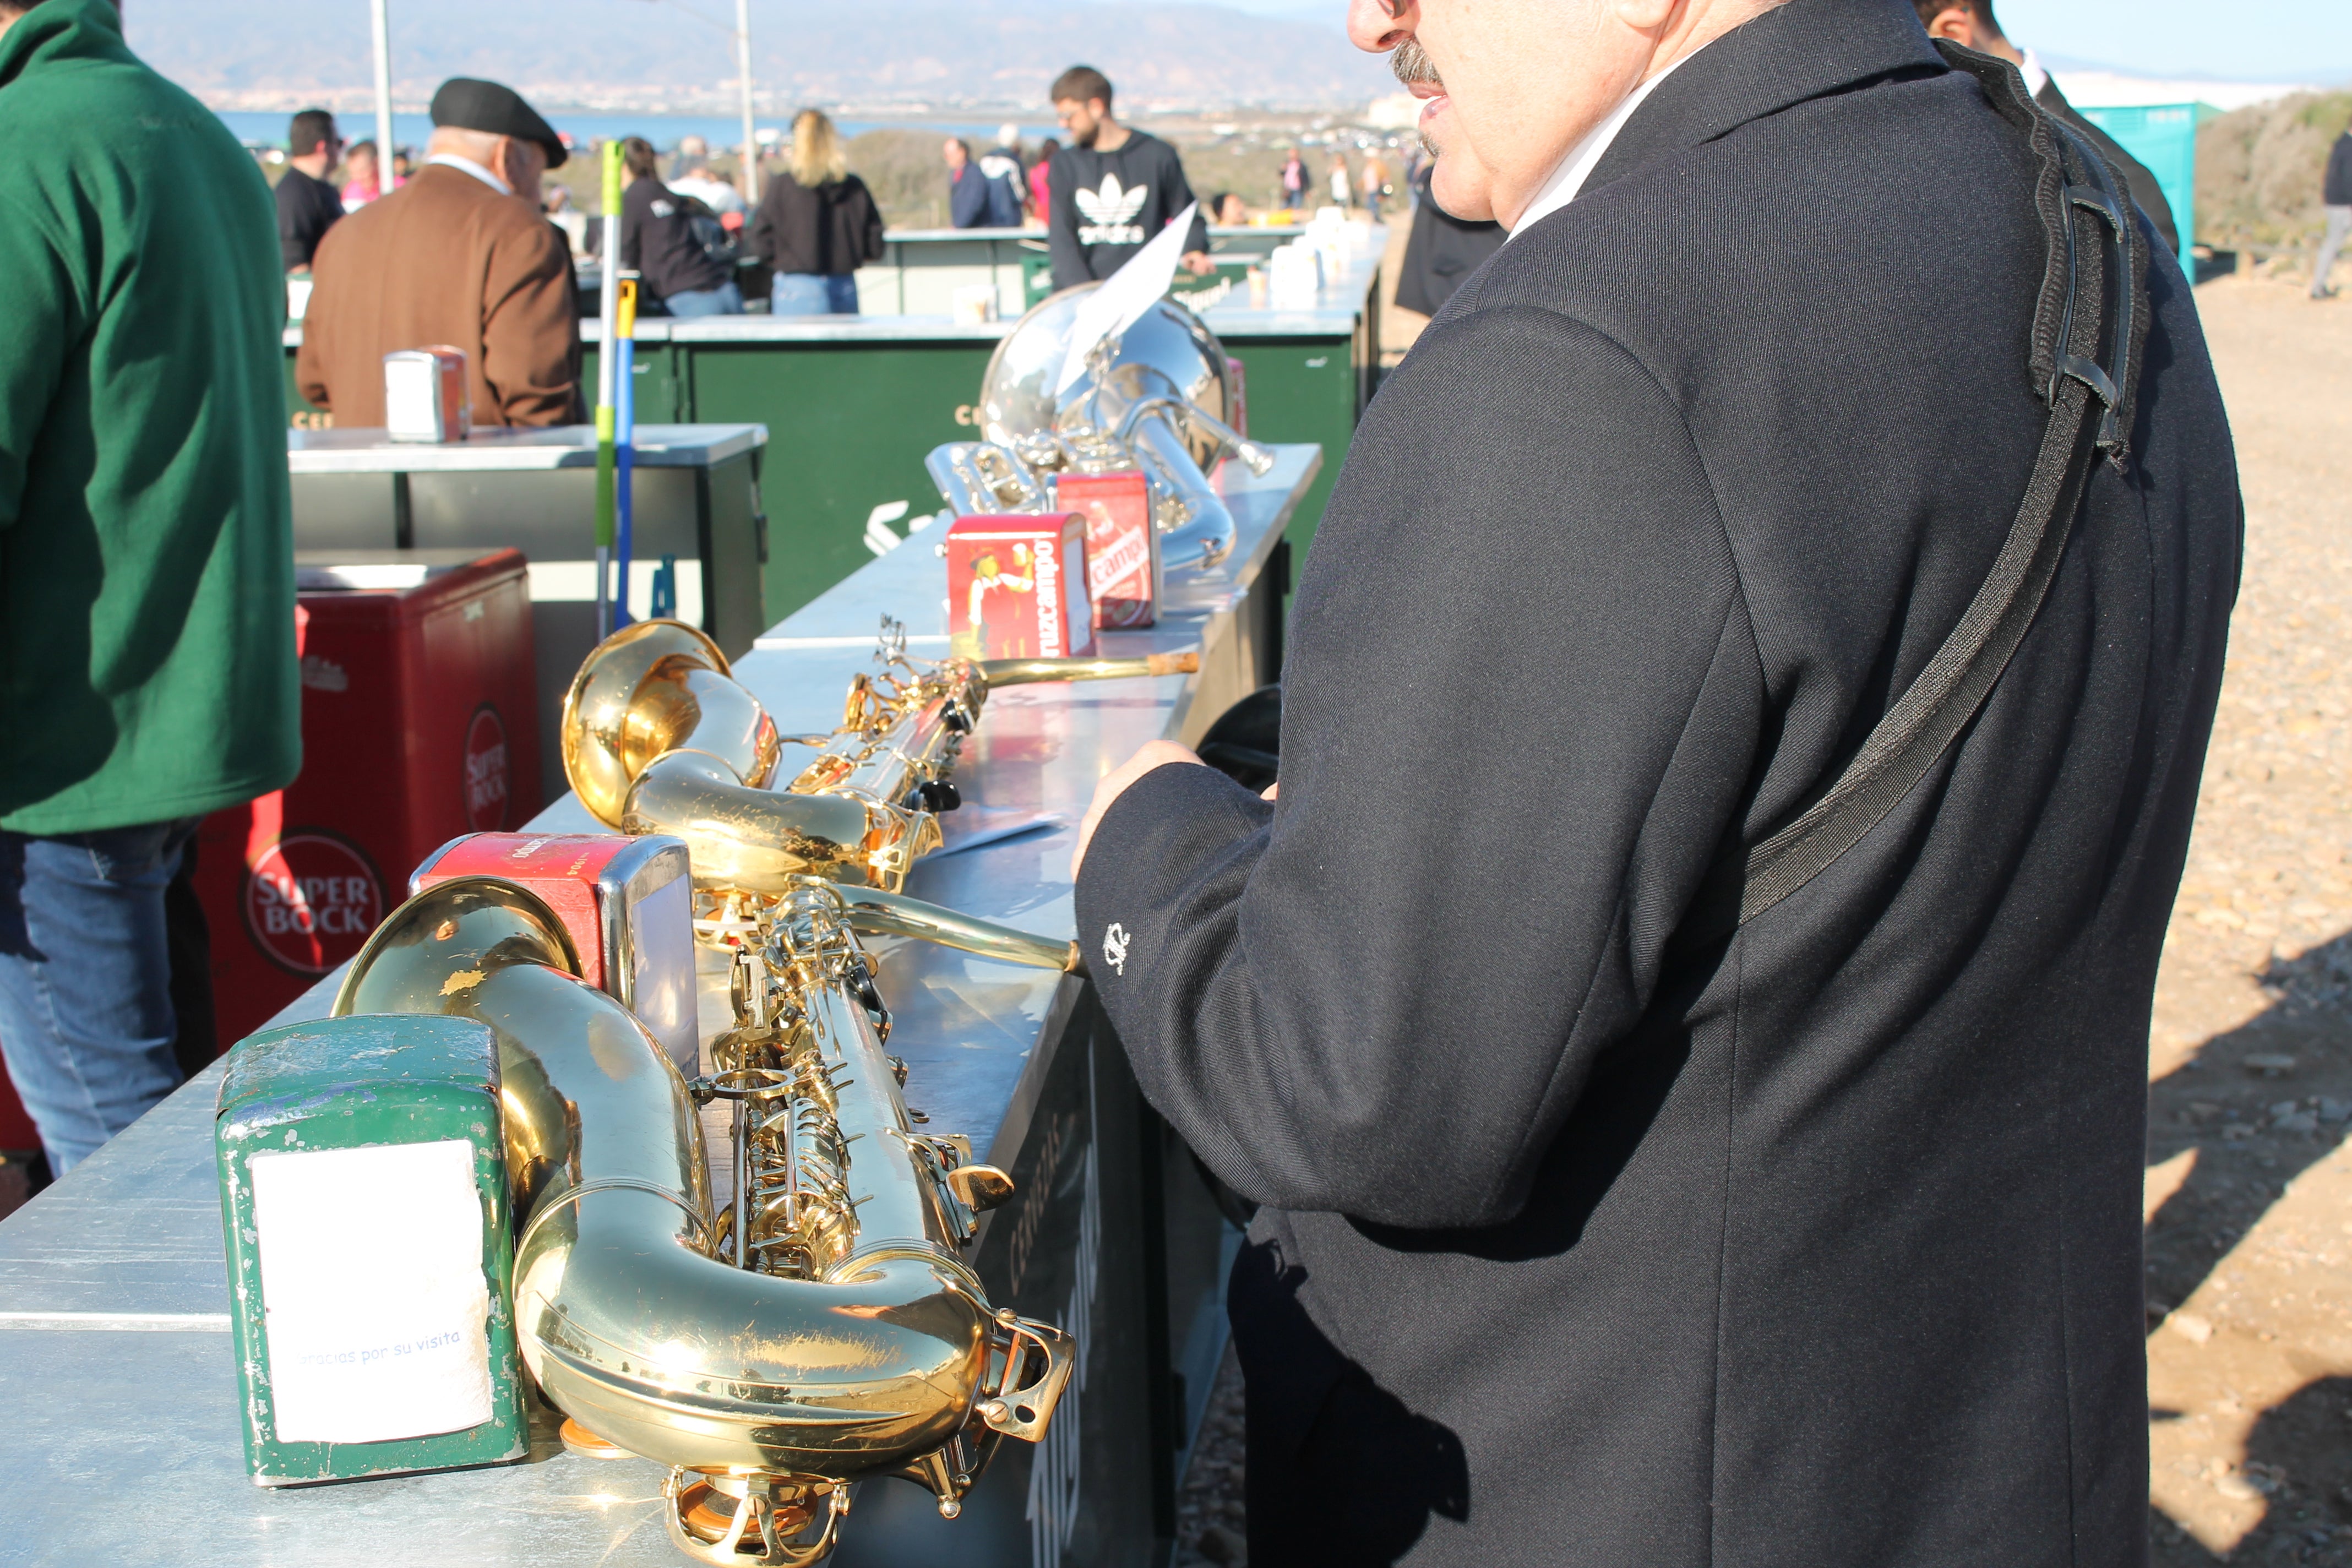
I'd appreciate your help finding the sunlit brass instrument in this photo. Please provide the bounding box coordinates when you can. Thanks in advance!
[563,616,1196,902]
[335,874,1075,1565]
[928,287,1278,572]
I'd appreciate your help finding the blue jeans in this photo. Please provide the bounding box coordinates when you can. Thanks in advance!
[2314,205,2352,297]
[770,273,859,315]
[0,819,198,1175]
[663,280,745,318]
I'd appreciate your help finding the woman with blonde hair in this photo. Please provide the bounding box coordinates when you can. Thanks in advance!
[748,108,885,315]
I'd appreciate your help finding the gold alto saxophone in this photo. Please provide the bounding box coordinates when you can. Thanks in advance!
[335,874,1075,1565]
[560,616,1197,909]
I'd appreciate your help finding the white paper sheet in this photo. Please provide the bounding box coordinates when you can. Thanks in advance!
[1054,200,1202,396]
[250,1139,496,1445]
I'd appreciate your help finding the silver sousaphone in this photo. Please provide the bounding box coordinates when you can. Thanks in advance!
[927,286,1276,574]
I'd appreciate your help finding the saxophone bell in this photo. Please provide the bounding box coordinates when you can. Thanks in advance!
[562,616,1194,902]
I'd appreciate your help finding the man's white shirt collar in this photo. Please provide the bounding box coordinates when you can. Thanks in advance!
[1508,52,1692,241]
[426,152,513,197]
[2017,47,2049,101]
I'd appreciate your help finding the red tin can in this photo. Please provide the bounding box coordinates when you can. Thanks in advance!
[1053,470,1157,630]
[410,832,700,1072]
[944,514,1095,660]
[192,548,540,1047]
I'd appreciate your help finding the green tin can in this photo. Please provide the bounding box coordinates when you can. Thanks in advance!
[214,1014,529,1485]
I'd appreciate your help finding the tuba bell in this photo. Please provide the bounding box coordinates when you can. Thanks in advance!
[334,873,1074,1565]
[929,287,1277,572]
[561,616,1195,903]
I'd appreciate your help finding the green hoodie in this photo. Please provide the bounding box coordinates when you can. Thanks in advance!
[0,0,298,834]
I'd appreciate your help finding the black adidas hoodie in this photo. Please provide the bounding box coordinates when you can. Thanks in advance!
[1047,129,1210,290]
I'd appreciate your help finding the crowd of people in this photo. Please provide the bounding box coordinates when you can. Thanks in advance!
[262,69,1440,328]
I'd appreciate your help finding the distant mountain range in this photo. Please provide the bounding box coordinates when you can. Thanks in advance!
[129,0,1398,113]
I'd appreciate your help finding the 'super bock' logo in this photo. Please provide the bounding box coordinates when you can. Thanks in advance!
[244,832,385,976]
[464,704,510,831]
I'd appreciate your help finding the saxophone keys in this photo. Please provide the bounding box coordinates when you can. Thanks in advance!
[945,1163,1015,1212]
[978,1314,1077,1443]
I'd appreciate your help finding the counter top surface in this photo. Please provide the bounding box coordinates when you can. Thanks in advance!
[280,244,1382,349]
[286,422,767,473]
[0,444,1317,1563]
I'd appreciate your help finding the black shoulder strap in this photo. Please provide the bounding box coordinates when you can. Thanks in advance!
[1726,43,2150,929]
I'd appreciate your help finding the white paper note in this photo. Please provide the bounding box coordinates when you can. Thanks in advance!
[250,1139,495,1445]
[1054,200,1202,396]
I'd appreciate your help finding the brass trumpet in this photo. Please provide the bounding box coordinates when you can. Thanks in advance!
[562,616,1196,901]
[335,874,1074,1566]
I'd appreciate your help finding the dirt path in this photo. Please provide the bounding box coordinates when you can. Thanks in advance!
[2146,269,2352,1565]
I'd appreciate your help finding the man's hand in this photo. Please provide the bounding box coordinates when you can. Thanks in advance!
[1071,740,1205,879]
[1179,251,1215,276]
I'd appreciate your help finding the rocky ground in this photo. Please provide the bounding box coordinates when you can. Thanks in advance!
[2146,264,2352,1564]
[1172,262,2352,1566]
[1173,1348,1250,1567]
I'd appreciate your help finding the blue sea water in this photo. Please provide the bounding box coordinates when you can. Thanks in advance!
[213,108,1064,154]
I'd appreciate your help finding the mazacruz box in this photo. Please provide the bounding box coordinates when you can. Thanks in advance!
[945,514,1095,660]
[1053,470,1156,630]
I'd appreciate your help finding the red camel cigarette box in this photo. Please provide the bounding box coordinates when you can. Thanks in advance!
[191,548,540,1048]
[410,832,700,1072]
[945,514,1095,660]
[1053,470,1157,631]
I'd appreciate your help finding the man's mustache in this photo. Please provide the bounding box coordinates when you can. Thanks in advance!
[1392,36,1441,91]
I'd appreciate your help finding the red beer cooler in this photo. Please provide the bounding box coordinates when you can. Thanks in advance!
[194,548,541,1046]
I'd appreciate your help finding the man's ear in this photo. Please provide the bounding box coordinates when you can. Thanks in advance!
[1922,6,1979,47]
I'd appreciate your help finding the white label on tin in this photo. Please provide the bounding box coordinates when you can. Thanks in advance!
[250,1139,494,1445]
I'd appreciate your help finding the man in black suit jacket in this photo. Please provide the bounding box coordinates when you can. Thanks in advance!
[1392,161,1503,318]
[1919,0,2180,252]
[1069,0,2240,1561]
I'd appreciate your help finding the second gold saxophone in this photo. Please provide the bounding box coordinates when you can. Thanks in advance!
[562,616,1196,899]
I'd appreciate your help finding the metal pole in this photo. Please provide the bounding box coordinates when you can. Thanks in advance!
[735,0,758,204]
[369,0,395,190]
[595,141,624,641]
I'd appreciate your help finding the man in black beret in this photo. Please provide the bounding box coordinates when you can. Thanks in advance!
[300,77,583,428]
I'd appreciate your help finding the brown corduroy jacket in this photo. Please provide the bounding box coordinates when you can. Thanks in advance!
[297,162,584,428]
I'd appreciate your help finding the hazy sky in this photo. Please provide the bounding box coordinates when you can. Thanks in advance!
[1996,0,2349,82]
[1195,0,2352,85]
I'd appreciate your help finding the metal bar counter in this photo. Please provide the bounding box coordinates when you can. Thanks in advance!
[0,444,1318,1568]
[282,244,1377,629]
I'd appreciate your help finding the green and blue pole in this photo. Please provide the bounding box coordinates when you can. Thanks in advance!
[594,139,624,640]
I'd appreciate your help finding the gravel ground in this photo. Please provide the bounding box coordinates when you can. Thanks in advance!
[1173,1347,1250,1566]
[2146,266,2352,1564]
[1173,264,2352,1564]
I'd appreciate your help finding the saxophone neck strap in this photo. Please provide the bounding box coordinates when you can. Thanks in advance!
[1711,41,2152,933]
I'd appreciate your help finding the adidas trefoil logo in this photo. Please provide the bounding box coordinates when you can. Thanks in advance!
[1075,174,1149,247]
